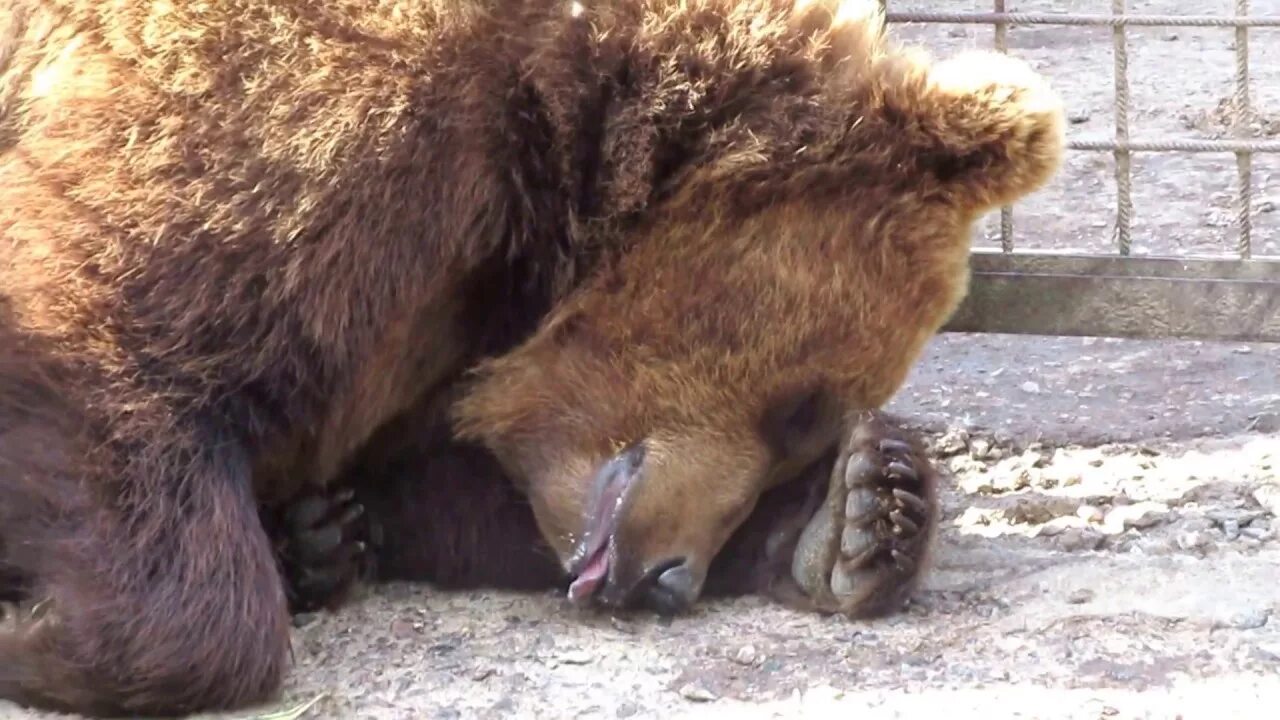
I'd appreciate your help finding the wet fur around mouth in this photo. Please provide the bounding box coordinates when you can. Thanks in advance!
[566,444,645,603]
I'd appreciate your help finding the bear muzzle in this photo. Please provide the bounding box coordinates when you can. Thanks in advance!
[565,442,704,616]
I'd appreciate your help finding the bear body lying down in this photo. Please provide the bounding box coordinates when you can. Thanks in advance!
[0,0,1063,716]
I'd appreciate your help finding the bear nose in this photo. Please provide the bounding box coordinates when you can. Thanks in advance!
[638,557,697,616]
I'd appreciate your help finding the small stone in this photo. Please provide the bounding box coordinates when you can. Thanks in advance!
[1036,516,1078,537]
[1163,32,1179,41]
[390,618,418,638]
[1077,505,1104,523]
[1020,381,1041,394]
[1058,528,1103,552]
[1207,508,1263,527]
[1249,413,1280,433]
[970,438,993,460]
[292,613,318,629]
[1068,110,1091,124]
[558,650,593,665]
[1066,589,1095,604]
[937,428,970,455]
[992,469,1033,494]
[1102,501,1169,534]
[733,645,758,665]
[1254,643,1280,662]
[678,683,718,702]
[1222,518,1242,541]
[1177,531,1209,551]
[470,666,495,682]
[1258,200,1277,213]
[616,702,640,718]
[947,28,967,38]
[1241,526,1272,541]
[1220,610,1270,630]
[1254,485,1280,517]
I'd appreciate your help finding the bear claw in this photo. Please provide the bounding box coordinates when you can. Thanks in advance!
[274,487,372,613]
[789,414,936,618]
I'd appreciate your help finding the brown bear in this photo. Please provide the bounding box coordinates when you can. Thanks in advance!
[0,0,1064,717]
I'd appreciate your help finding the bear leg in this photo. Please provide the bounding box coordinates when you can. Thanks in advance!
[0,421,293,717]
[341,439,565,592]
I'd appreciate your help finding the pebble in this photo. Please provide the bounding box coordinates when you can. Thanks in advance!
[1067,589,1095,604]
[1058,528,1104,552]
[936,428,970,456]
[733,645,758,666]
[1102,501,1169,534]
[558,650,594,665]
[390,618,419,638]
[1068,110,1092,124]
[616,702,640,718]
[1037,516,1080,537]
[1177,531,1210,551]
[678,683,719,702]
[1249,412,1280,433]
[1253,485,1280,517]
[1020,381,1042,394]
[1241,526,1272,541]
[1254,644,1280,662]
[1207,508,1263,527]
[970,438,994,460]
[1077,505,1104,524]
[1222,519,1241,541]
[1219,609,1270,630]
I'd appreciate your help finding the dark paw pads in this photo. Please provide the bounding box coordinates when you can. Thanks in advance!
[789,418,937,617]
[276,489,372,613]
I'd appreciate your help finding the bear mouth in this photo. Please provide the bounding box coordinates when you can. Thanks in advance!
[565,444,645,605]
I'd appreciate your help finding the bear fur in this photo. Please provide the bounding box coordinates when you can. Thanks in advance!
[0,0,1063,716]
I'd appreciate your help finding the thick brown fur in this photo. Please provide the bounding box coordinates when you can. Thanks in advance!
[0,0,1063,716]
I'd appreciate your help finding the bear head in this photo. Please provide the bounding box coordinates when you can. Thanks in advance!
[454,0,1065,614]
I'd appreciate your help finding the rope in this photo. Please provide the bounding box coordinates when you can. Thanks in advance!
[1112,0,1133,256]
[994,0,1014,253]
[884,11,1280,27]
[1067,138,1280,152]
[1234,0,1252,259]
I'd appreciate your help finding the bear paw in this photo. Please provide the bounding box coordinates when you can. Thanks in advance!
[787,414,936,618]
[273,488,374,613]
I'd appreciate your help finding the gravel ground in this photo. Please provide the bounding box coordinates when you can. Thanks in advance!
[4,2,1280,719]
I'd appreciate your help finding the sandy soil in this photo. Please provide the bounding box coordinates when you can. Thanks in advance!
[4,1,1280,719]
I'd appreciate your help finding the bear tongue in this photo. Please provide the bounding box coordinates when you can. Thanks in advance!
[567,543,610,605]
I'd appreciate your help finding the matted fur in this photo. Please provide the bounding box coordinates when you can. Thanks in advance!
[0,0,1062,716]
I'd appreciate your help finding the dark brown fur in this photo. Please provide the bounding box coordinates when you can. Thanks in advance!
[0,0,1062,716]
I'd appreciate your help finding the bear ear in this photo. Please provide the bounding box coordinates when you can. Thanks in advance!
[873,49,1067,212]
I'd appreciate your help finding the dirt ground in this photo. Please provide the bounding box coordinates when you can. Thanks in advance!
[4,1,1280,719]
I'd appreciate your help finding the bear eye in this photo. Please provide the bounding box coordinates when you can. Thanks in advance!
[759,384,842,462]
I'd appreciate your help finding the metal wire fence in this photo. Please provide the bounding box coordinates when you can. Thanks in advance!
[883,0,1280,259]
[879,1,1280,342]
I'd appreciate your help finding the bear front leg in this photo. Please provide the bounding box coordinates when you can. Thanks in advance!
[0,415,293,717]
[765,412,939,618]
